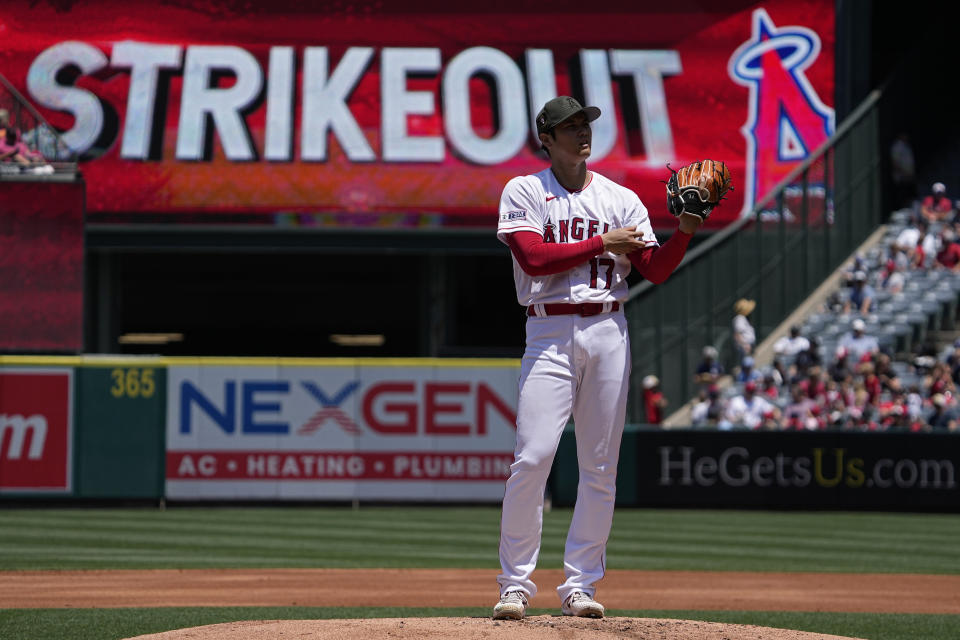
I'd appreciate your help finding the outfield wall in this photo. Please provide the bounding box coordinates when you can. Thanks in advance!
[2,357,958,510]
[553,428,960,511]
[0,359,166,498]
[0,357,519,502]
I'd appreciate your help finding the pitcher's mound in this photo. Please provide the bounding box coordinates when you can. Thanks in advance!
[125,616,863,639]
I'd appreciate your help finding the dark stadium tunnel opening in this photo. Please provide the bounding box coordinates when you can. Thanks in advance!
[95,250,525,358]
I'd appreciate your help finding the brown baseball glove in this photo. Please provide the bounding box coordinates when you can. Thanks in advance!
[665,160,733,219]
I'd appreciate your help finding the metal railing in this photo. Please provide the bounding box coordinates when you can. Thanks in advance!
[1,71,76,172]
[625,90,883,422]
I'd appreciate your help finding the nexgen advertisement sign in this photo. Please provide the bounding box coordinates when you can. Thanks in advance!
[0,1,834,227]
[0,369,74,493]
[165,361,520,500]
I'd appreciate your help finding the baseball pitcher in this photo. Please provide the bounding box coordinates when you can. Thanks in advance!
[493,96,730,620]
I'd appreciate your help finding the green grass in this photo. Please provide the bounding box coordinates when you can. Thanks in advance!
[1,506,959,573]
[0,607,958,640]
[2,507,959,639]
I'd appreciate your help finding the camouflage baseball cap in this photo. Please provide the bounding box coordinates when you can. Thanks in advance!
[535,96,601,135]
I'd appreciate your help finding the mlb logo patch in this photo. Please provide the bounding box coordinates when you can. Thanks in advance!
[501,210,527,222]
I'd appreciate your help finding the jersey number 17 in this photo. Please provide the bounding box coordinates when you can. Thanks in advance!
[590,257,615,290]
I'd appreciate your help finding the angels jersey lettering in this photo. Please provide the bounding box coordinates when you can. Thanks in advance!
[497,169,658,306]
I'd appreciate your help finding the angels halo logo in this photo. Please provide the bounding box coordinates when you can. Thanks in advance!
[728,8,835,217]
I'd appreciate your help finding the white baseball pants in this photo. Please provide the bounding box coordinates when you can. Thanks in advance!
[497,311,630,603]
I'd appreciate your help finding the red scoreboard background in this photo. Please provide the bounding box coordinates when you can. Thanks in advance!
[0,1,834,229]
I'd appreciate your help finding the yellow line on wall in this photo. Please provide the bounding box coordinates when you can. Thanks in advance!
[0,355,521,368]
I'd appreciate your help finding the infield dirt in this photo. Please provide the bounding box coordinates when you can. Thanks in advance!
[4,568,959,613]
[6,568,959,640]
[122,616,866,640]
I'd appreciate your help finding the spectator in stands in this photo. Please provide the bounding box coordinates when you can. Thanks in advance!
[782,384,819,430]
[916,220,937,269]
[642,375,668,426]
[859,360,882,406]
[879,395,911,431]
[838,318,879,363]
[732,298,756,361]
[846,253,867,278]
[918,348,939,366]
[839,254,868,293]
[926,393,957,432]
[798,366,828,403]
[903,410,926,433]
[894,218,935,269]
[934,228,960,272]
[793,336,823,378]
[0,108,47,169]
[913,354,937,391]
[760,372,781,400]
[773,325,810,361]
[887,241,910,272]
[825,391,851,430]
[875,352,899,392]
[924,361,956,398]
[824,288,847,315]
[721,381,779,430]
[694,345,724,387]
[771,358,789,387]
[843,271,874,314]
[690,385,724,427]
[828,346,854,383]
[845,382,872,428]
[906,384,925,421]
[735,356,762,383]
[881,254,906,294]
[919,182,954,223]
[825,378,854,411]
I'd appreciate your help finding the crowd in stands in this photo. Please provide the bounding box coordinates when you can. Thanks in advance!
[685,182,960,433]
[0,108,53,175]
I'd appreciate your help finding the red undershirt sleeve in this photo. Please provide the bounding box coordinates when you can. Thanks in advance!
[507,230,605,276]
[628,230,693,284]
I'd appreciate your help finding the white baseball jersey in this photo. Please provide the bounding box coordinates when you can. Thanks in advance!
[496,168,658,306]
[495,166,657,607]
